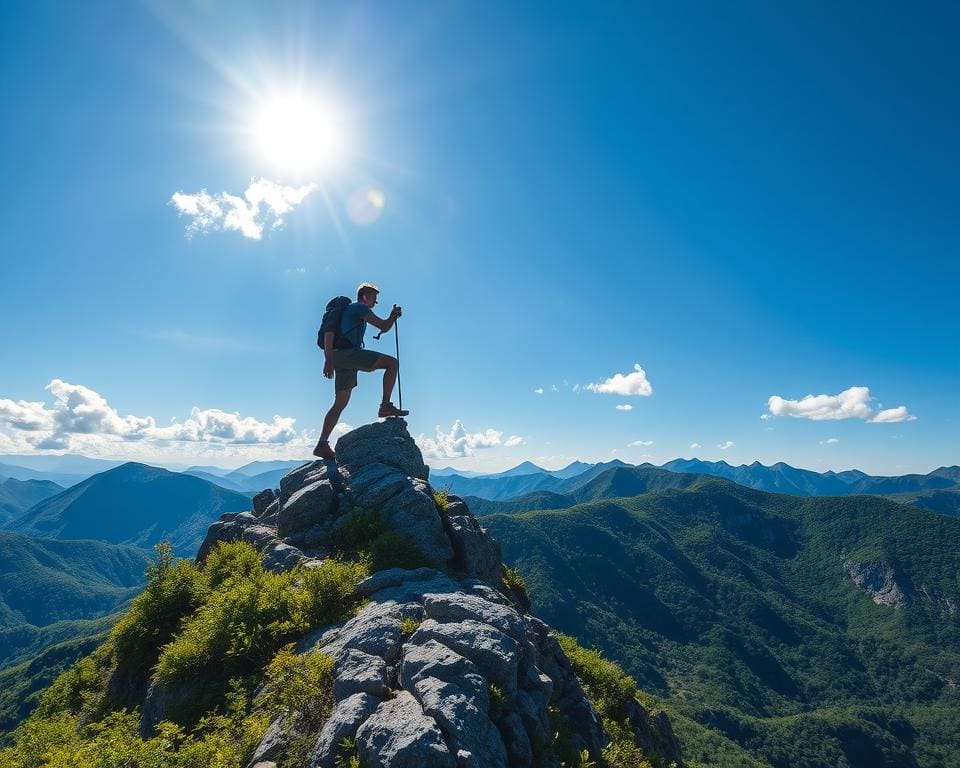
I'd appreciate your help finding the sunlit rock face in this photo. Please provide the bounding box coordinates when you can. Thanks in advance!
[195,419,677,768]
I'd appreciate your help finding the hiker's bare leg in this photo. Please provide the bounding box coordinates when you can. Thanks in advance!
[372,355,398,403]
[320,389,352,443]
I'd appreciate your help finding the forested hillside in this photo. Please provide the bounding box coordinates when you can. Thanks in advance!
[485,481,960,767]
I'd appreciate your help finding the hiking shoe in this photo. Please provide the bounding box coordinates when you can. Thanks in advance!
[378,401,409,418]
[313,439,336,461]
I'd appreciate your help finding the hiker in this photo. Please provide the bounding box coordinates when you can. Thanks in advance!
[313,282,408,460]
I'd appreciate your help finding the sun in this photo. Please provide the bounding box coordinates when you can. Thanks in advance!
[252,92,345,174]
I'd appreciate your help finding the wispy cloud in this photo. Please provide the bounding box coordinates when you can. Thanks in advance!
[416,420,517,459]
[615,404,633,411]
[170,178,317,240]
[135,328,255,352]
[820,437,840,445]
[0,380,300,453]
[717,441,734,450]
[533,387,544,395]
[690,442,701,450]
[766,386,915,423]
[504,435,525,447]
[629,439,654,447]
[586,364,653,396]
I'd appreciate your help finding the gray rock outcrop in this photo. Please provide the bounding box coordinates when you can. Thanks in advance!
[845,559,908,607]
[189,418,672,767]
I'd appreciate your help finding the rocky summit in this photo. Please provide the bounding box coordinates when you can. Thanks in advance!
[196,419,678,768]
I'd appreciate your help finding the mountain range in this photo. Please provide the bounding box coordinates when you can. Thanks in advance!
[434,457,960,512]
[0,428,959,765]
[4,462,253,556]
[0,478,63,525]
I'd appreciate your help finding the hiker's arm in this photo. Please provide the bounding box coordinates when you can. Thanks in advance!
[323,332,335,378]
[365,305,402,332]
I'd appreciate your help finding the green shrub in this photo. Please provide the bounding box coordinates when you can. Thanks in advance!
[109,542,207,689]
[260,645,334,724]
[501,565,532,612]
[400,617,421,637]
[557,633,638,720]
[155,549,367,683]
[329,508,436,571]
[35,650,110,719]
[258,646,335,766]
[203,539,263,589]
[488,682,513,720]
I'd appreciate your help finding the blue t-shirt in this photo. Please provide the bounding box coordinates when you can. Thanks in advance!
[340,302,372,348]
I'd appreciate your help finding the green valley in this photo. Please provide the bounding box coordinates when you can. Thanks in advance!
[484,480,960,767]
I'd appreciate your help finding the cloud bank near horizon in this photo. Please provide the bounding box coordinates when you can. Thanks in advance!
[170,178,317,240]
[0,380,300,455]
[416,420,523,459]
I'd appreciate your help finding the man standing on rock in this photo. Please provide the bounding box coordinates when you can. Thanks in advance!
[314,282,408,460]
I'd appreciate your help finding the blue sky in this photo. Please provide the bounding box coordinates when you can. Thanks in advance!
[0,1,957,474]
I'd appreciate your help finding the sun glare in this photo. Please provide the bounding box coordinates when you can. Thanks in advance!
[253,93,344,174]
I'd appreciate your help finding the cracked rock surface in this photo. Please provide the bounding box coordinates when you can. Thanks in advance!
[195,419,658,767]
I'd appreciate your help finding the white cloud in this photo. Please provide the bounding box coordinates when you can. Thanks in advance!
[171,178,317,240]
[416,420,506,459]
[629,439,654,447]
[586,364,653,396]
[0,380,300,453]
[504,435,525,448]
[821,437,840,445]
[690,442,701,449]
[551,384,559,392]
[766,386,915,423]
[717,441,734,450]
[533,387,544,395]
[151,408,297,444]
[869,406,916,424]
[615,404,633,411]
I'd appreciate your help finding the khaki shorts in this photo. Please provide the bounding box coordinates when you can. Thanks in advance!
[331,348,382,392]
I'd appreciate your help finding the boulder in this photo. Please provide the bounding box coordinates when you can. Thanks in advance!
[244,715,287,768]
[278,479,336,537]
[446,514,502,584]
[280,461,326,503]
[319,600,424,663]
[355,690,455,768]
[260,499,280,526]
[333,648,389,702]
[497,711,532,768]
[400,640,488,709]
[307,692,381,768]
[346,462,411,508]
[334,419,429,481]
[410,619,519,697]
[378,484,454,565]
[357,567,439,597]
[252,488,277,516]
[422,592,526,644]
[413,675,508,768]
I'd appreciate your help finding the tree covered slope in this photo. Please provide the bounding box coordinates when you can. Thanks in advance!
[484,480,960,767]
[7,462,252,556]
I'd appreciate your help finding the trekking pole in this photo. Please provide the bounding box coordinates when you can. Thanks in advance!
[394,317,402,411]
